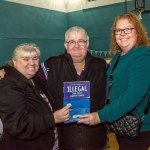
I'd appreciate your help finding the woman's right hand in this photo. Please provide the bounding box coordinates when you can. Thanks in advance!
[54,104,72,123]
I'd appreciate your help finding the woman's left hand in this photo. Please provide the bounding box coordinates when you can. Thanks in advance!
[78,112,101,125]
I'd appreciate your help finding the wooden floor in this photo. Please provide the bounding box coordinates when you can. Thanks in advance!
[104,133,119,150]
[104,132,150,150]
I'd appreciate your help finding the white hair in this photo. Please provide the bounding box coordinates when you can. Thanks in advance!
[65,26,89,41]
[12,43,40,60]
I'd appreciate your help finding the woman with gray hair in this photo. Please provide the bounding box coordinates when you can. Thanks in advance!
[0,43,71,150]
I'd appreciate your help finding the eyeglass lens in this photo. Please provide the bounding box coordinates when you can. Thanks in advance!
[115,28,135,35]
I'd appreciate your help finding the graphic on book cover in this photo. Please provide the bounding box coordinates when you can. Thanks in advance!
[63,81,90,123]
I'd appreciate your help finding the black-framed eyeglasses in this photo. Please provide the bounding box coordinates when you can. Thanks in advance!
[66,40,87,46]
[114,27,135,35]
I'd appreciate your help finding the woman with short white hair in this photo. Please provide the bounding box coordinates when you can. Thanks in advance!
[0,43,71,150]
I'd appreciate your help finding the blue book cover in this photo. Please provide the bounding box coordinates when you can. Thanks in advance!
[63,81,90,123]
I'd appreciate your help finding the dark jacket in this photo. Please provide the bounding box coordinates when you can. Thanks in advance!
[0,66,55,150]
[46,52,107,150]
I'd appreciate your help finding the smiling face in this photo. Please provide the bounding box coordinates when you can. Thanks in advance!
[12,44,40,79]
[115,19,138,54]
[13,51,39,79]
[64,29,89,63]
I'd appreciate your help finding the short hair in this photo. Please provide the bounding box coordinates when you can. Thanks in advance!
[110,12,150,51]
[65,26,89,41]
[12,43,40,60]
[8,43,40,66]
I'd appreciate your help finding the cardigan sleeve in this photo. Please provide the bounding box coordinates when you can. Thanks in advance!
[98,53,150,123]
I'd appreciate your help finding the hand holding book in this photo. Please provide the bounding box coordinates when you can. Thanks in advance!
[78,112,101,125]
[54,104,72,123]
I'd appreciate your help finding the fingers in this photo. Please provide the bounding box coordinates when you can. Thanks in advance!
[64,103,72,109]
[78,119,92,125]
[78,114,89,119]
[54,106,100,125]
[62,104,71,116]
[78,114,91,124]
[54,107,70,123]
[60,104,72,120]
[77,112,100,125]
[62,104,72,114]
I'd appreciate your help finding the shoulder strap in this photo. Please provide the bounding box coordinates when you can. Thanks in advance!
[144,93,150,115]
[106,55,120,104]
[109,55,120,81]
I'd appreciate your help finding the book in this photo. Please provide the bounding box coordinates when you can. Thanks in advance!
[63,81,90,123]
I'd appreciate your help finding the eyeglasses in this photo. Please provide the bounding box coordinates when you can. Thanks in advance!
[114,27,135,35]
[66,40,87,46]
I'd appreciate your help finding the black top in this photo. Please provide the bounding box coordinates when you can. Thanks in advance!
[0,65,55,150]
[45,51,107,150]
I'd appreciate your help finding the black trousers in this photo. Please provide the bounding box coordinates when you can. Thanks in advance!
[116,131,150,150]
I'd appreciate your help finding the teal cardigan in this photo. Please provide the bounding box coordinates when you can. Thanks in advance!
[98,46,150,132]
